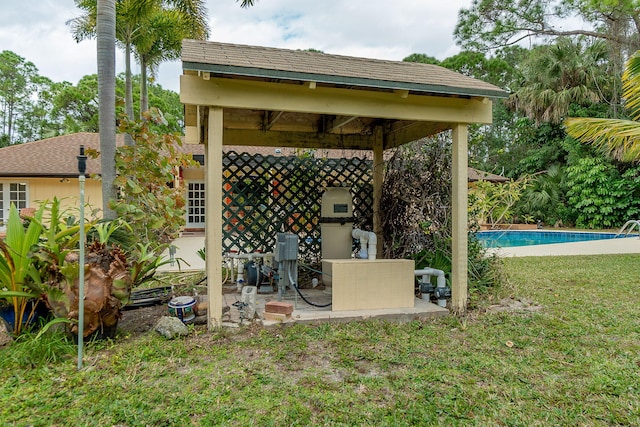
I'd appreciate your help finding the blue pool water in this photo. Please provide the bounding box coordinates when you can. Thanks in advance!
[477,230,629,248]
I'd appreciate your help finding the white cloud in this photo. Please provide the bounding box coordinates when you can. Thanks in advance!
[1,0,474,92]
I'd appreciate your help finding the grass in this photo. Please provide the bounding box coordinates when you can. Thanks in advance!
[1,254,639,426]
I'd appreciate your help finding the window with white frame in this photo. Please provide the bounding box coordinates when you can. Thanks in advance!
[0,182,28,229]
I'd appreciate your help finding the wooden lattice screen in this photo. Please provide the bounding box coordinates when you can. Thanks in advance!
[222,150,373,262]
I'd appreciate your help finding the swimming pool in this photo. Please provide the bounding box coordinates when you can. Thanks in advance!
[477,230,631,248]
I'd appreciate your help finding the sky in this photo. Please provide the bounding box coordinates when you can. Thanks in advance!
[0,0,474,93]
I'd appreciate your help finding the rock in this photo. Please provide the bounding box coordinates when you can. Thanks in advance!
[0,318,13,347]
[154,316,189,339]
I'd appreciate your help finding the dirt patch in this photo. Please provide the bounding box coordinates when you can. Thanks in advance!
[119,304,169,335]
[486,297,543,313]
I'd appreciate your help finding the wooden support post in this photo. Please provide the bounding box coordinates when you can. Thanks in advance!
[206,106,224,329]
[373,126,384,259]
[451,123,468,314]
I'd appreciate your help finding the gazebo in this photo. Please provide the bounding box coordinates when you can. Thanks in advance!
[179,40,506,328]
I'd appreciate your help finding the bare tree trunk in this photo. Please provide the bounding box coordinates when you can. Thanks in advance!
[97,0,117,220]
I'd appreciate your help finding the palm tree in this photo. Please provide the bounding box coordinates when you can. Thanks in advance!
[69,0,209,125]
[518,164,566,224]
[565,51,640,162]
[509,37,611,124]
[134,1,209,114]
[97,0,117,220]
[71,0,157,134]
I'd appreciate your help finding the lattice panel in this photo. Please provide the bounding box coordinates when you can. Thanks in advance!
[222,151,373,261]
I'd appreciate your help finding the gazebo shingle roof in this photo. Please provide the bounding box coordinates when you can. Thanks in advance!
[182,40,507,99]
[468,168,509,183]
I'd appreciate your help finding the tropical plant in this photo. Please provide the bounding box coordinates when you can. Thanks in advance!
[128,242,176,288]
[104,107,196,246]
[25,199,127,338]
[564,156,640,228]
[516,164,568,226]
[565,50,640,162]
[508,37,610,124]
[469,178,529,228]
[134,0,209,113]
[0,204,43,335]
[69,0,209,123]
[1,196,172,339]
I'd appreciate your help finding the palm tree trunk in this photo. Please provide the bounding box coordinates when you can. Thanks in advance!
[124,41,135,146]
[97,0,117,220]
[140,56,149,116]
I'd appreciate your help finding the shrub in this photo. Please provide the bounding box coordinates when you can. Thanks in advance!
[565,157,640,228]
[381,135,503,294]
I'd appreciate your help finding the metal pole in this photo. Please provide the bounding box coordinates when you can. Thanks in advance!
[77,146,87,370]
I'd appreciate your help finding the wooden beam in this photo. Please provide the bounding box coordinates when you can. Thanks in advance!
[206,107,224,329]
[184,104,198,127]
[373,126,384,259]
[451,123,468,315]
[180,75,494,124]
[264,111,284,131]
[384,121,451,149]
[222,128,376,150]
[326,116,359,133]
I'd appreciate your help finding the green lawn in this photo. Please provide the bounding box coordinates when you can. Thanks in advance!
[2,254,639,426]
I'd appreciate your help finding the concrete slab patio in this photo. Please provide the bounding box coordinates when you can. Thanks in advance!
[157,233,449,325]
[231,287,448,327]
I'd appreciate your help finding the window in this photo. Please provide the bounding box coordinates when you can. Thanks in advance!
[0,182,28,229]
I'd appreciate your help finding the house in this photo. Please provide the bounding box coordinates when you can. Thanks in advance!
[0,133,109,229]
[0,133,206,231]
[0,133,369,234]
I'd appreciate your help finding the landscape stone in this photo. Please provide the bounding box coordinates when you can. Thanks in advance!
[154,316,189,339]
[0,319,13,347]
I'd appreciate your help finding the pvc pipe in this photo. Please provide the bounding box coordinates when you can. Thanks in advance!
[415,268,447,307]
[236,262,245,292]
[225,252,273,259]
[224,252,273,285]
[352,229,377,260]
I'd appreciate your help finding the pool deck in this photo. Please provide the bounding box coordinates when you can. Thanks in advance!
[486,235,640,257]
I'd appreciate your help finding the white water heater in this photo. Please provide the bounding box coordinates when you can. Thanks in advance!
[319,187,354,259]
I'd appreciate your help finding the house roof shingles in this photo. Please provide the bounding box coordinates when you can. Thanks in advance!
[182,40,507,99]
[0,133,111,177]
[0,133,204,177]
